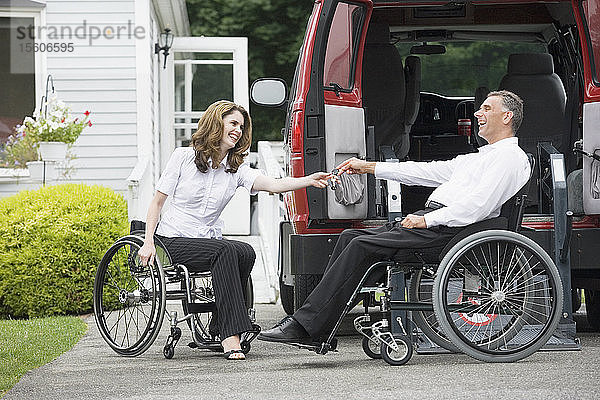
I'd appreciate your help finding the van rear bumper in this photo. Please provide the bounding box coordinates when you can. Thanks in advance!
[290,234,340,275]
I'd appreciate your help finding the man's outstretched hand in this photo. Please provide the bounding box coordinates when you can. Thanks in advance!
[336,157,376,175]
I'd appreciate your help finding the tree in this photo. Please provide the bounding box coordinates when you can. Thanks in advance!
[186,0,314,144]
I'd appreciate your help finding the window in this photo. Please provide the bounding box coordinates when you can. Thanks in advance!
[323,2,365,90]
[173,50,236,147]
[0,16,36,144]
[395,41,547,96]
[582,0,600,84]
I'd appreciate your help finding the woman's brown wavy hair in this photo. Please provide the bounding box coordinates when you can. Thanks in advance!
[190,100,252,173]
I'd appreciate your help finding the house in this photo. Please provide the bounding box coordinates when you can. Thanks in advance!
[0,0,253,234]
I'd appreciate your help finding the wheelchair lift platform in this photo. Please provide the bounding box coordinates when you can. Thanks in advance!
[414,323,580,355]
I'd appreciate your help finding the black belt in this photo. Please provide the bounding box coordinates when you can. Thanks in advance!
[425,200,446,210]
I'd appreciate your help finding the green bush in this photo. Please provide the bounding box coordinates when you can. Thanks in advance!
[0,184,128,318]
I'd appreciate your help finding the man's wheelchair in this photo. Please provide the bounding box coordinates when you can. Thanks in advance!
[301,156,564,365]
[93,225,261,359]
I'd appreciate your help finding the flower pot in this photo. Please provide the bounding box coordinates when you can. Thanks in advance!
[38,141,67,161]
[26,161,58,181]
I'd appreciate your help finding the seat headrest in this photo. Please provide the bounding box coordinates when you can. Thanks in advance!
[366,23,390,45]
[507,53,554,75]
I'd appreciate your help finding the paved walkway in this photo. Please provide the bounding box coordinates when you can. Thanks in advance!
[4,305,600,400]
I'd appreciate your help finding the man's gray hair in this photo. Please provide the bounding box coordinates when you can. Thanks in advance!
[487,90,524,135]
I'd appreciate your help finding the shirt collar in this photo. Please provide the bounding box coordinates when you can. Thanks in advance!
[478,136,518,153]
[207,155,229,168]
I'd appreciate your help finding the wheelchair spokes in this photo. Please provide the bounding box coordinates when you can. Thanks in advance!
[94,238,166,357]
[409,268,459,353]
[434,231,563,362]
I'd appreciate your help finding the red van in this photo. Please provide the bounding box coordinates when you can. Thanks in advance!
[251,0,600,331]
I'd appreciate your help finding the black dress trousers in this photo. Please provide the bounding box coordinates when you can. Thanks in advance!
[157,236,255,339]
[293,209,460,339]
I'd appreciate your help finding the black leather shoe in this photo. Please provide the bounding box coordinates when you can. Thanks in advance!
[258,316,311,343]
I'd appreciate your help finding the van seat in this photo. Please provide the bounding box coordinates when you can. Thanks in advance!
[498,53,567,205]
[362,23,419,160]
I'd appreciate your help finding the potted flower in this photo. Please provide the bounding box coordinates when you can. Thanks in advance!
[17,95,92,161]
[0,132,57,180]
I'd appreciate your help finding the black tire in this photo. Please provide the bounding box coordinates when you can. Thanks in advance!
[381,335,413,366]
[362,336,382,359]
[409,269,459,353]
[94,236,166,357]
[245,276,254,309]
[585,289,600,331]
[294,274,321,310]
[279,273,295,315]
[433,230,563,363]
[163,345,174,359]
[241,342,251,354]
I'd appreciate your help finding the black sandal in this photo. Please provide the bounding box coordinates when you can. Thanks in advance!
[223,349,245,360]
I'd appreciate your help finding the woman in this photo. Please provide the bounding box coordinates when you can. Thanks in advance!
[138,100,329,360]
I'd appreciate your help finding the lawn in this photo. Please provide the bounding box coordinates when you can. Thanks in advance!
[0,316,87,397]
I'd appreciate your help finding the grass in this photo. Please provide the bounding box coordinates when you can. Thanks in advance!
[0,316,87,397]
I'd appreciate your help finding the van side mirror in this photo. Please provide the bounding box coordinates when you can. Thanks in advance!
[250,78,288,107]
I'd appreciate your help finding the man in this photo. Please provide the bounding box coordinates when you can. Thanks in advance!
[258,90,531,344]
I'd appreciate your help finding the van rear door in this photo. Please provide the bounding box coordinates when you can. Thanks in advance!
[302,0,371,221]
[574,0,600,214]
[322,1,371,219]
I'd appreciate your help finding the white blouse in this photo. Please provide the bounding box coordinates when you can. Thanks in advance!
[155,147,263,238]
[375,137,531,227]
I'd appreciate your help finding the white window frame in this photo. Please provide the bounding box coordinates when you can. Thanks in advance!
[0,7,47,114]
[160,36,249,169]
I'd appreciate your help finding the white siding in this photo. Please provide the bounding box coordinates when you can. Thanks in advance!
[45,0,138,194]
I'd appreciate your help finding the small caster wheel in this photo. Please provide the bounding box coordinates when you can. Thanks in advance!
[241,342,251,354]
[172,327,182,341]
[163,345,175,359]
[362,336,382,359]
[381,335,412,366]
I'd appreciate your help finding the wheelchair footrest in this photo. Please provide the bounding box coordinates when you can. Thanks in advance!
[188,341,223,352]
[286,338,338,355]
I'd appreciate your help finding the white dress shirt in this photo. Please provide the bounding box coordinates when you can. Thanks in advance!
[155,147,263,238]
[374,137,531,227]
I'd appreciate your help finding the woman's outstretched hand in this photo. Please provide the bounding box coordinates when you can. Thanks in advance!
[336,157,376,175]
[306,172,333,188]
[138,241,156,266]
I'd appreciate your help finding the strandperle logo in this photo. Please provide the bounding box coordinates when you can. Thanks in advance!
[15,20,146,46]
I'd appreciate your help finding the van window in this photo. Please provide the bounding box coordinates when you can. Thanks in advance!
[582,0,600,83]
[323,2,365,90]
[395,41,547,96]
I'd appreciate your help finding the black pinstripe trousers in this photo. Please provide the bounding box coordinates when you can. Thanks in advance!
[157,236,255,339]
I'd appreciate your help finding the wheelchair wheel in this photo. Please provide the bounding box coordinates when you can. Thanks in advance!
[433,230,563,363]
[94,236,166,357]
[381,335,413,366]
[409,268,459,353]
[361,336,382,359]
[183,273,254,345]
[182,272,218,343]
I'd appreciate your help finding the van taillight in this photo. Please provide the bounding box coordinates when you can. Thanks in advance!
[290,109,304,153]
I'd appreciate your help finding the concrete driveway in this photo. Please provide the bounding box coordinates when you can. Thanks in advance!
[4,304,600,400]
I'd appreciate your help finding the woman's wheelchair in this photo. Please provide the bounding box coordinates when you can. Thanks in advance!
[303,157,564,365]
[93,225,261,359]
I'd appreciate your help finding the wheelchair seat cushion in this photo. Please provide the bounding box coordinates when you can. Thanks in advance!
[390,216,508,265]
[392,246,444,264]
[438,216,508,260]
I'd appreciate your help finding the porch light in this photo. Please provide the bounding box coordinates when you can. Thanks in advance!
[154,28,174,69]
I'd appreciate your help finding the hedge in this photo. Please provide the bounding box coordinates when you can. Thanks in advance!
[0,184,128,318]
